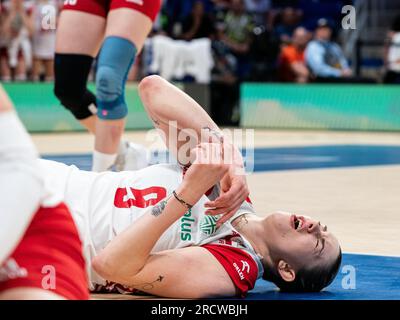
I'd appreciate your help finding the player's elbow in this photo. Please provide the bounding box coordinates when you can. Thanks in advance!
[92,254,141,285]
[92,254,112,280]
[138,75,165,109]
[139,75,164,92]
[92,254,127,283]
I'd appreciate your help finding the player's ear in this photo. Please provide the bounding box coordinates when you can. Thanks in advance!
[277,260,296,282]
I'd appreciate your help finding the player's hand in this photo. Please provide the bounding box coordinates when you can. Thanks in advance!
[181,143,230,204]
[204,143,249,228]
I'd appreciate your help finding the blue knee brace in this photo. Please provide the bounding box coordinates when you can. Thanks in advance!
[96,36,137,120]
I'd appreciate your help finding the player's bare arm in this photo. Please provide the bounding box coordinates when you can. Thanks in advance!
[138,75,249,226]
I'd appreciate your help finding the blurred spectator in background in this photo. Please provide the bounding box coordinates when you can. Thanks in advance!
[384,14,400,84]
[212,0,231,12]
[306,19,374,84]
[278,26,310,83]
[163,0,196,38]
[31,0,58,82]
[0,1,12,82]
[305,18,352,82]
[2,0,33,81]
[272,0,299,8]
[181,0,215,40]
[274,7,302,44]
[244,0,271,26]
[219,0,254,80]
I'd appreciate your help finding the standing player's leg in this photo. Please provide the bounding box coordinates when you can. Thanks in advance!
[92,1,161,172]
[54,9,106,134]
[0,86,43,263]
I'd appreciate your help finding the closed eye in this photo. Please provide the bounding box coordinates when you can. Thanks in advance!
[315,237,325,255]
[319,237,326,255]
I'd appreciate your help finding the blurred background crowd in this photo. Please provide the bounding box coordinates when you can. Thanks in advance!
[1,0,400,125]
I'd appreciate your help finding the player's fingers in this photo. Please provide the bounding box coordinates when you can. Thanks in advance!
[205,190,243,215]
[209,183,244,208]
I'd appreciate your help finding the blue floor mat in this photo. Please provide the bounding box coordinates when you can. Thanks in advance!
[244,254,400,300]
[43,145,400,172]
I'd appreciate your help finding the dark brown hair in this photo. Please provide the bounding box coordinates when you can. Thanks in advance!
[263,247,342,292]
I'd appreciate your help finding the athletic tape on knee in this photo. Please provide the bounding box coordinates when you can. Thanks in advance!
[96,36,137,120]
[54,53,97,120]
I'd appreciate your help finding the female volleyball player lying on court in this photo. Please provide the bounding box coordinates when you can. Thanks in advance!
[40,76,342,298]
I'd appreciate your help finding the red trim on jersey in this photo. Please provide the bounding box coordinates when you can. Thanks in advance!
[0,204,89,300]
[63,0,161,22]
[202,244,258,297]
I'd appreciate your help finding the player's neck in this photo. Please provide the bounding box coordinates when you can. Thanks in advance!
[233,214,268,261]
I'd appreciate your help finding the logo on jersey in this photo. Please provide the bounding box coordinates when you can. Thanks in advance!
[180,209,195,241]
[200,215,219,235]
[232,260,251,281]
[241,260,250,273]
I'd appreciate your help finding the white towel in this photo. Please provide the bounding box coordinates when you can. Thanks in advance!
[148,35,214,84]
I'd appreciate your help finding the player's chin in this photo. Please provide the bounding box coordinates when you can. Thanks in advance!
[267,211,292,233]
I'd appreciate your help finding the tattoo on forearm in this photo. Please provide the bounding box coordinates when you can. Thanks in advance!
[202,126,224,143]
[151,199,168,217]
[139,275,165,291]
[124,275,165,291]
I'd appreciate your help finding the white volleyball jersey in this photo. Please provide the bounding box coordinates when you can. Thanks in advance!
[39,159,264,292]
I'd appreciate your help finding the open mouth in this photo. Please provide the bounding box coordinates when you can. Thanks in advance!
[292,215,304,230]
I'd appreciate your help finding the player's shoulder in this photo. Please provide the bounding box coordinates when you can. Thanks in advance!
[201,241,262,296]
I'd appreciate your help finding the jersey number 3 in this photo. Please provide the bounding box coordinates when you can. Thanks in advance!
[114,187,167,209]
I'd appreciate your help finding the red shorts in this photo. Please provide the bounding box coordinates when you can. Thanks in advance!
[63,0,161,22]
[0,203,89,300]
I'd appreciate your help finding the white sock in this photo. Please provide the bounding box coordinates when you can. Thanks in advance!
[92,150,117,172]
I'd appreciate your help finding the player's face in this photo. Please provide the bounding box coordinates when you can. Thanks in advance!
[264,212,340,271]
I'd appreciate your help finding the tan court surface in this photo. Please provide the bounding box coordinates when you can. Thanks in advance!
[32,129,400,299]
